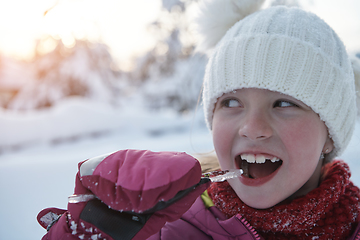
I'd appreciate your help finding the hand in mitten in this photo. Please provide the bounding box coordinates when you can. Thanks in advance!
[37,149,210,240]
[37,159,110,240]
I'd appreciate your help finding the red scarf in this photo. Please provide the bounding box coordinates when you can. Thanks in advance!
[207,160,360,240]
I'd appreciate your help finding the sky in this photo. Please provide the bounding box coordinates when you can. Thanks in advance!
[302,0,360,53]
[0,0,359,69]
[0,0,161,69]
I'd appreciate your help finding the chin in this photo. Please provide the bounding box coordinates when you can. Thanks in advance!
[241,198,280,209]
[228,179,287,209]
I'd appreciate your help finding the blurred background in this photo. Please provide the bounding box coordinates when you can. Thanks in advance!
[0,0,359,239]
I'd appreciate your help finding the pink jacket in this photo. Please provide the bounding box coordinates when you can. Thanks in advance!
[149,196,360,240]
[150,196,262,240]
[37,150,360,240]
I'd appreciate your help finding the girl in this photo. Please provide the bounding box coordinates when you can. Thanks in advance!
[38,0,360,239]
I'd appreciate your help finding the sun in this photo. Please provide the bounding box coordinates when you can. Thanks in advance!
[0,0,160,67]
[0,0,48,60]
[42,0,101,48]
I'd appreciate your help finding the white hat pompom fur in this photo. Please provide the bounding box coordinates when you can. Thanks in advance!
[193,0,265,53]
[351,56,360,115]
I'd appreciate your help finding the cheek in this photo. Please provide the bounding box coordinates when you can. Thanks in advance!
[212,115,234,168]
[280,116,327,162]
[212,120,227,152]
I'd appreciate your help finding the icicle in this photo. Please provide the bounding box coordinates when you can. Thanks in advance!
[68,194,97,203]
[202,169,243,182]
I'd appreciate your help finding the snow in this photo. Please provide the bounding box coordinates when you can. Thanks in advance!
[0,97,359,239]
[6,40,124,111]
[0,56,30,90]
[0,97,214,240]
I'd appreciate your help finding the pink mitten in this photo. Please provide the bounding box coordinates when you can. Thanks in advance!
[37,166,113,240]
[37,149,210,240]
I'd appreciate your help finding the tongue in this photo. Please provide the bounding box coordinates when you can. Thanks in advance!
[248,161,281,179]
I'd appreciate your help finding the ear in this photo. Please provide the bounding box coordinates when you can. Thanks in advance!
[322,136,334,154]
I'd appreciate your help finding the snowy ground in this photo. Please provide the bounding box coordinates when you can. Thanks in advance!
[0,98,214,240]
[0,98,359,240]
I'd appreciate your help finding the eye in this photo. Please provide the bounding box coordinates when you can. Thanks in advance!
[273,100,298,108]
[221,98,241,108]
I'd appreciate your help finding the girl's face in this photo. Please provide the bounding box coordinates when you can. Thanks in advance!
[212,88,333,209]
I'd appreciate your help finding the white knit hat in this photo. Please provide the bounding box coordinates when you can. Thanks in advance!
[197,3,357,159]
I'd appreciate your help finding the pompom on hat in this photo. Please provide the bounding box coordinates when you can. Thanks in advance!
[194,0,358,160]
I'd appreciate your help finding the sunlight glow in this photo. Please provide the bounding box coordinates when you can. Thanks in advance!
[0,0,50,59]
[0,0,358,68]
[0,0,160,68]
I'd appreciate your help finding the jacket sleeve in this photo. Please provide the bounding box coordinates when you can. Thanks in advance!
[348,222,360,240]
[146,195,264,240]
[147,218,213,240]
[146,195,213,239]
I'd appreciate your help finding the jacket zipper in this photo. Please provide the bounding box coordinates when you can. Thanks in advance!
[238,215,262,240]
[355,231,360,240]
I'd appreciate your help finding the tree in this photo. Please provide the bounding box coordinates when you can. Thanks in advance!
[131,0,207,113]
[8,38,124,110]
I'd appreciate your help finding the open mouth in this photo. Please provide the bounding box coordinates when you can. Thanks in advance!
[235,154,283,179]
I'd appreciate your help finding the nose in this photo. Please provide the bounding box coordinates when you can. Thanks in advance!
[238,111,273,140]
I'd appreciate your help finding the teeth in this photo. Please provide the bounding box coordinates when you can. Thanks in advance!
[247,154,255,163]
[240,154,280,164]
[256,155,266,163]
